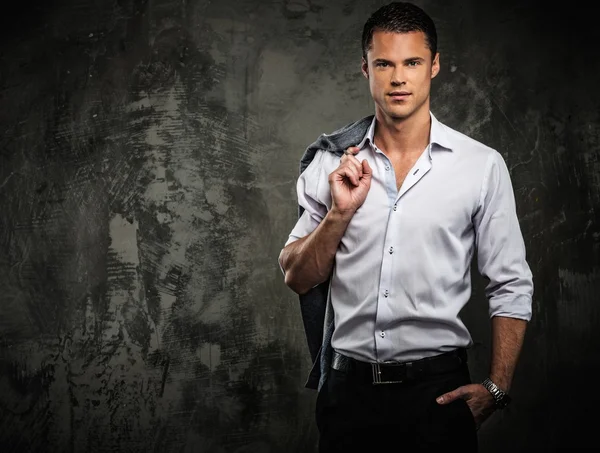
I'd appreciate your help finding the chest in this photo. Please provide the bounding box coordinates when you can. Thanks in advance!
[390,154,423,191]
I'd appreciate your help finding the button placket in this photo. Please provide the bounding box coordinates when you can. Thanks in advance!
[375,161,398,357]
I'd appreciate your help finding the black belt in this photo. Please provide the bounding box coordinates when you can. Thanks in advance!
[331,348,467,385]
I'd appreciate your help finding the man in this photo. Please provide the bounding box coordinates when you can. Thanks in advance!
[278,2,533,451]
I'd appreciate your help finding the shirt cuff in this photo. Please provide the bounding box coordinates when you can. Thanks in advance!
[488,294,532,321]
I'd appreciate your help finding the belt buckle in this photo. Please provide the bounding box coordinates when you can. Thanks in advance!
[371,362,407,385]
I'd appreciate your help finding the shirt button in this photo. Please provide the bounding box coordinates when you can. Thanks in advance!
[389,246,394,254]
[393,205,397,211]
[384,289,389,297]
[385,165,390,171]
[380,331,385,338]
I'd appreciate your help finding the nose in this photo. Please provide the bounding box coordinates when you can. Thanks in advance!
[391,67,406,86]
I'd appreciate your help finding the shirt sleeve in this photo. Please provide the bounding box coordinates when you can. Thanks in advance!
[285,150,328,247]
[473,151,534,321]
[278,152,329,276]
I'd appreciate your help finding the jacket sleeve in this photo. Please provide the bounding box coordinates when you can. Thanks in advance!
[473,150,534,320]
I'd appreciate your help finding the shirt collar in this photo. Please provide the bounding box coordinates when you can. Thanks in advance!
[355,115,377,150]
[356,111,454,153]
[429,112,453,152]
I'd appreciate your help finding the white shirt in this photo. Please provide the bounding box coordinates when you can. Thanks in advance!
[285,112,533,363]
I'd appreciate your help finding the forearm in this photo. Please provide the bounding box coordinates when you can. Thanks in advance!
[279,209,352,294]
[489,315,528,392]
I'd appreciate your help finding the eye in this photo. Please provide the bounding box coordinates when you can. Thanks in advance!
[375,62,389,68]
[407,60,421,67]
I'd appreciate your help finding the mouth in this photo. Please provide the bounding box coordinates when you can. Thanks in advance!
[388,91,411,100]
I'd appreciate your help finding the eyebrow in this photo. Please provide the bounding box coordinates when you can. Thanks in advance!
[372,57,426,64]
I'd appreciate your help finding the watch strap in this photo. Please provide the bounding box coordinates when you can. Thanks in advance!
[481,377,512,409]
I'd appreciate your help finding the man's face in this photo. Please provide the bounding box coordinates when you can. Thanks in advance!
[362,30,439,121]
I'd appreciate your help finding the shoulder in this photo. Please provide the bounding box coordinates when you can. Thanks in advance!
[438,121,504,171]
[443,122,497,156]
[301,149,340,180]
[438,122,517,199]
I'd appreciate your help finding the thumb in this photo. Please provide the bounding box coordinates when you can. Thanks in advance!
[361,159,372,177]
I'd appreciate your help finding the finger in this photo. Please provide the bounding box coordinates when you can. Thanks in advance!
[361,159,372,177]
[338,155,362,177]
[341,148,362,164]
[436,386,466,404]
[342,156,363,178]
[337,166,360,186]
[344,146,360,156]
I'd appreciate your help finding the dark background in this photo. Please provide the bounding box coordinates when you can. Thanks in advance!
[1,0,598,451]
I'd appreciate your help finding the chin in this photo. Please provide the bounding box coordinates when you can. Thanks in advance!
[383,100,409,112]
[386,108,412,120]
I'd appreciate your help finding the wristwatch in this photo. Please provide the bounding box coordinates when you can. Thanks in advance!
[481,378,512,409]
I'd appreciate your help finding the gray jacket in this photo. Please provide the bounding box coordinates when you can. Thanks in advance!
[296,114,374,391]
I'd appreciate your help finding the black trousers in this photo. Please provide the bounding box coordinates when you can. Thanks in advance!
[316,354,478,452]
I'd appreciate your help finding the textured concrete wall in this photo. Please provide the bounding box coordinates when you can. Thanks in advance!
[0,0,598,451]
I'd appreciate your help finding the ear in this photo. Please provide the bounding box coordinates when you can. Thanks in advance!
[431,52,440,79]
[361,57,369,79]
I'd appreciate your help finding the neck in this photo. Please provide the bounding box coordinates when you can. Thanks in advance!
[373,104,431,155]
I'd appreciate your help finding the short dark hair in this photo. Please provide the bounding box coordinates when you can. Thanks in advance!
[361,2,438,61]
